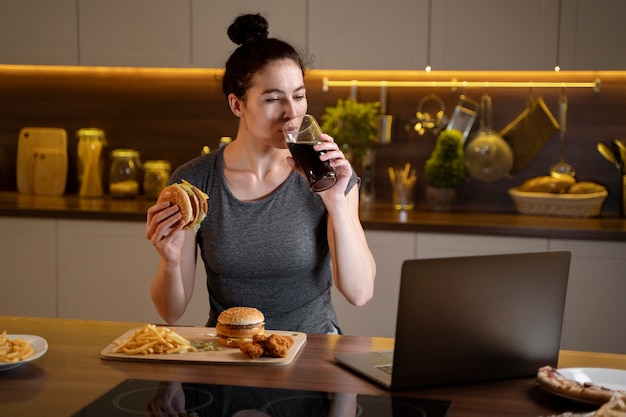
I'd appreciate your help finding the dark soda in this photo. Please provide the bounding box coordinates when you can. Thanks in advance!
[287,142,336,191]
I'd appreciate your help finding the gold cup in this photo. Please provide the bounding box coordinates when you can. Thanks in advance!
[388,163,417,211]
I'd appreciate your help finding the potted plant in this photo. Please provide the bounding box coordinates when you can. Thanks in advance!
[423,129,465,211]
[320,98,381,167]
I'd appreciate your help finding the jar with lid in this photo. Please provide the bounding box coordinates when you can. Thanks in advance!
[143,160,171,199]
[77,128,107,198]
[109,149,141,198]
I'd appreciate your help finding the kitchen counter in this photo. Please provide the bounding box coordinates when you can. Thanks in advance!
[1,315,625,416]
[0,316,626,417]
[1,191,625,241]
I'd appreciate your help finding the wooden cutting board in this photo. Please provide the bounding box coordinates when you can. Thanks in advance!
[16,127,68,195]
[32,148,68,195]
[100,326,307,366]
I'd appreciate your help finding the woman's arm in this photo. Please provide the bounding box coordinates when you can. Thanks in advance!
[317,138,376,307]
[325,181,376,307]
[146,201,198,324]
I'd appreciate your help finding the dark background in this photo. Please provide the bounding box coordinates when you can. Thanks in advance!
[0,66,623,216]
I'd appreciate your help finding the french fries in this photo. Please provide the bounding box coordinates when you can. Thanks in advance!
[112,324,197,355]
[0,330,35,363]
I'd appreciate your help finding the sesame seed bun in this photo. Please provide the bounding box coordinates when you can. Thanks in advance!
[157,180,208,231]
[216,307,265,348]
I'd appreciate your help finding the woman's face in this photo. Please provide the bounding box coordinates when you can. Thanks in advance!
[239,59,307,149]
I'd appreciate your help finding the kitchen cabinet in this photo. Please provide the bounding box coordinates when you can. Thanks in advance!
[308,0,429,70]
[0,217,208,325]
[558,0,626,70]
[430,0,560,70]
[334,230,626,354]
[0,217,57,317]
[78,0,191,67]
[331,230,416,337]
[3,214,625,353]
[56,219,162,322]
[56,219,208,325]
[415,232,549,258]
[549,239,626,354]
[333,231,548,337]
[191,0,306,68]
[0,0,78,65]
[2,0,626,70]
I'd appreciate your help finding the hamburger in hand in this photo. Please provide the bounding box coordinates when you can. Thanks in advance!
[157,180,208,231]
[216,307,265,348]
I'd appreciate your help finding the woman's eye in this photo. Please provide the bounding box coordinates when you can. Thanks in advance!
[266,97,280,102]
[294,94,306,100]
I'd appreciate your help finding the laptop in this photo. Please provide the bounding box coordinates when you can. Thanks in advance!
[335,251,571,390]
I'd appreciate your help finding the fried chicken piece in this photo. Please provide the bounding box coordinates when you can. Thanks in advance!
[263,334,294,358]
[239,342,264,359]
[240,333,295,359]
[252,333,268,346]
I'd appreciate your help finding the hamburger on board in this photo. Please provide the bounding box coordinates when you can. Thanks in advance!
[216,307,265,347]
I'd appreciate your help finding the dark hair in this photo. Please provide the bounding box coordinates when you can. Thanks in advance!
[222,13,306,98]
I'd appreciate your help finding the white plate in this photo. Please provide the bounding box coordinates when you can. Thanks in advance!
[544,367,626,404]
[560,368,626,392]
[0,334,48,372]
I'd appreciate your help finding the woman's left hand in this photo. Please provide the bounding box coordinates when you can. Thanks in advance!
[286,133,352,197]
[314,133,353,199]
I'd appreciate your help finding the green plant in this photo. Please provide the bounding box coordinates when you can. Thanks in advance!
[320,98,381,163]
[424,129,466,188]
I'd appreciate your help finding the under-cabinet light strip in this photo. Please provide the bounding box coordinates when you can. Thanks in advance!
[322,78,601,93]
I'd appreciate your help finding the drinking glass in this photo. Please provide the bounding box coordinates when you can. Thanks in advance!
[388,165,417,211]
[283,114,337,192]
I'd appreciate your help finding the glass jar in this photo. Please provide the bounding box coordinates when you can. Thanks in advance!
[109,149,141,198]
[77,128,107,198]
[143,160,171,199]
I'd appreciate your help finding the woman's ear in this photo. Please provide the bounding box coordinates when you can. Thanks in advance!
[228,93,243,117]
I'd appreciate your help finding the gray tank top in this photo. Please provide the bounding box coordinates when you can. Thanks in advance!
[169,146,357,333]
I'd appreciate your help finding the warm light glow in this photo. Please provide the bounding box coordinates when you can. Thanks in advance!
[555,66,561,72]
[425,65,432,72]
[322,77,600,92]
[0,63,223,79]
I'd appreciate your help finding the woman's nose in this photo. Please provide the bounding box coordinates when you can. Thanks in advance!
[283,98,299,119]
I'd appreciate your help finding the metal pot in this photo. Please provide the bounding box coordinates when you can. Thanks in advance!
[465,93,513,183]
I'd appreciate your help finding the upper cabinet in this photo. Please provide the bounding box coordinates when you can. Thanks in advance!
[430,0,560,70]
[78,0,191,67]
[308,0,429,70]
[191,0,306,68]
[1,0,625,70]
[558,0,626,70]
[0,0,78,65]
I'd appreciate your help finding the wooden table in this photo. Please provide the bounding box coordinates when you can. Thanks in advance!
[1,316,626,417]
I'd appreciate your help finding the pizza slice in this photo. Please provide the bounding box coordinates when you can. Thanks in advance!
[537,366,626,405]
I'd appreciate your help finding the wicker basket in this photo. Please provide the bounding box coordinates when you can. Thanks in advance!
[508,188,608,218]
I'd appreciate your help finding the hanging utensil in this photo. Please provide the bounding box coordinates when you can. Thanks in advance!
[612,139,626,174]
[597,142,620,170]
[549,94,576,178]
[377,84,393,145]
[465,93,513,183]
[414,94,448,136]
[499,96,559,173]
[446,95,478,143]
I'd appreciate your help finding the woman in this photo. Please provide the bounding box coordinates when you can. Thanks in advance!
[146,13,375,334]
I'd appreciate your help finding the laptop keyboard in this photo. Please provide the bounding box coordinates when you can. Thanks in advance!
[375,364,393,375]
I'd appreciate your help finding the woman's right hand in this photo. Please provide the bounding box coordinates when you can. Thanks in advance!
[146,201,187,263]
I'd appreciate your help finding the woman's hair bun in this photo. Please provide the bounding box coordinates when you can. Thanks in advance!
[227,13,269,45]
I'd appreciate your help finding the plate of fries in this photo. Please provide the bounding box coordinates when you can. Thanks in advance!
[0,330,48,371]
